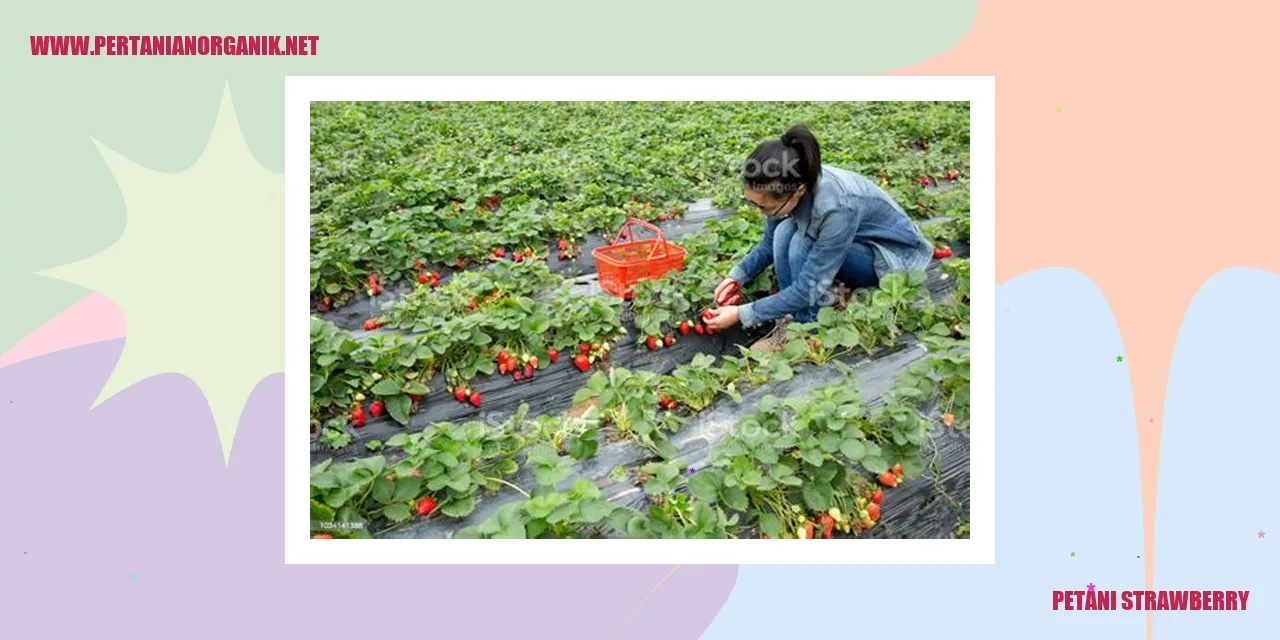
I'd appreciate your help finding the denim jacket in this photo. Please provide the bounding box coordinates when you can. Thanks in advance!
[730,166,934,327]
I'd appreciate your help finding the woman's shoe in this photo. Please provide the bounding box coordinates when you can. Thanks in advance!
[750,317,793,353]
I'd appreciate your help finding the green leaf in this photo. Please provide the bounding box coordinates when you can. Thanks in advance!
[403,381,430,395]
[720,485,749,511]
[392,476,421,502]
[371,476,394,504]
[372,377,405,396]
[386,394,412,425]
[440,496,476,518]
[383,503,412,522]
[840,438,866,461]
[802,483,831,511]
[862,456,889,474]
[759,512,783,539]
[310,500,335,522]
[687,470,720,503]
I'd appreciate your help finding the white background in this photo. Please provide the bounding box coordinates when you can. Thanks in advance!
[285,76,994,564]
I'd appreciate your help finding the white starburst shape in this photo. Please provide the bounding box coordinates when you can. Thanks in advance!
[41,83,283,461]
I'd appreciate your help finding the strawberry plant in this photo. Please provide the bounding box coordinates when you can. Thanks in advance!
[572,368,683,460]
[310,318,365,425]
[626,460,737,538]
[661,353,729,411]
[454,478,630,539]
[718,346,794,387]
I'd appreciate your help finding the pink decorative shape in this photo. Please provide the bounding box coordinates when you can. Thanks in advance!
[0,293,126,369]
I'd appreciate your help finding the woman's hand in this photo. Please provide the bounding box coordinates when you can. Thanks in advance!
[714,277,742,306]
[705,305,740,331]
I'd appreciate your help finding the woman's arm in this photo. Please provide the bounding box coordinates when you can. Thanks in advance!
[727,216,783,285]
[737,208,859,327]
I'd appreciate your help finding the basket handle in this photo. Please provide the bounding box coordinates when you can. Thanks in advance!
[613,218,671,260]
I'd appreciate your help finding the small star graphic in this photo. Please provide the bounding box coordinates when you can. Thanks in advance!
[1149,418,1154,423]
[1087,583,1096,592]
[1057,107,1062,112]
[1116,356,1124,363]
[129,572,138,580]
[1260,531,1266,539]
[687,467,696,474]
[1070,552,1075,558]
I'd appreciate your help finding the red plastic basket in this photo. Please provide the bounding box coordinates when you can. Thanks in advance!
[593,218,687,299]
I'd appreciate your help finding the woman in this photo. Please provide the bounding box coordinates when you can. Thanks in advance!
[704,124,934,350]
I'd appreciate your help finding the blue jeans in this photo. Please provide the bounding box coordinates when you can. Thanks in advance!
[773,216,879,323]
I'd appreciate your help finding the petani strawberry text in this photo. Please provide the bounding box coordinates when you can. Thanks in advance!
[1053,590,1249,611]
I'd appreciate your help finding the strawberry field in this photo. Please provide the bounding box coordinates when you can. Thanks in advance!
[309,102,972,540]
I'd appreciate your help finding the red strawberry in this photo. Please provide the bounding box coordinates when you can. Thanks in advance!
[367,273,378,285]
[414,259,426,270]
[454,387,467,403]
[579,344,591,355]
[529,356,539,368]
[493,247,506,258]
[322,296,332,306]
[557,239,568,250]
[819,513,835,539]
[362,319,378,331]
[878,472,898,488]
[312,534,334,539]
[803,522,815,539]
[573,354,591,372]
[497,350,510,363]
[513,371,523,382]
[350,405,366,427]
[513,253,524,263]
[870,490,884,505]
[417,272,430,284]
[547,348,559,364]
[933,247,953,260]
[663,334,675,347]
[316,303,330,313]
[497,361,508,375]
[468,391,481,407]
[656,213,668,222]
[455,257,465,269]
[468,300,477,311]
[918,177,931,186]
[524,364,534,379]
[524,248,534,258]
[866,502,881,521]
[694,323,706,335]
[677,321,690,336]
[646,336,659,351]
[409,394,421,403]
[558,252,568,260]
[368,400,384,418]
[891,463,903,476]
[417,496,437,517]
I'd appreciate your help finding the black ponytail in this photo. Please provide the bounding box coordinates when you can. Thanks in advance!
[742,124,822,194]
